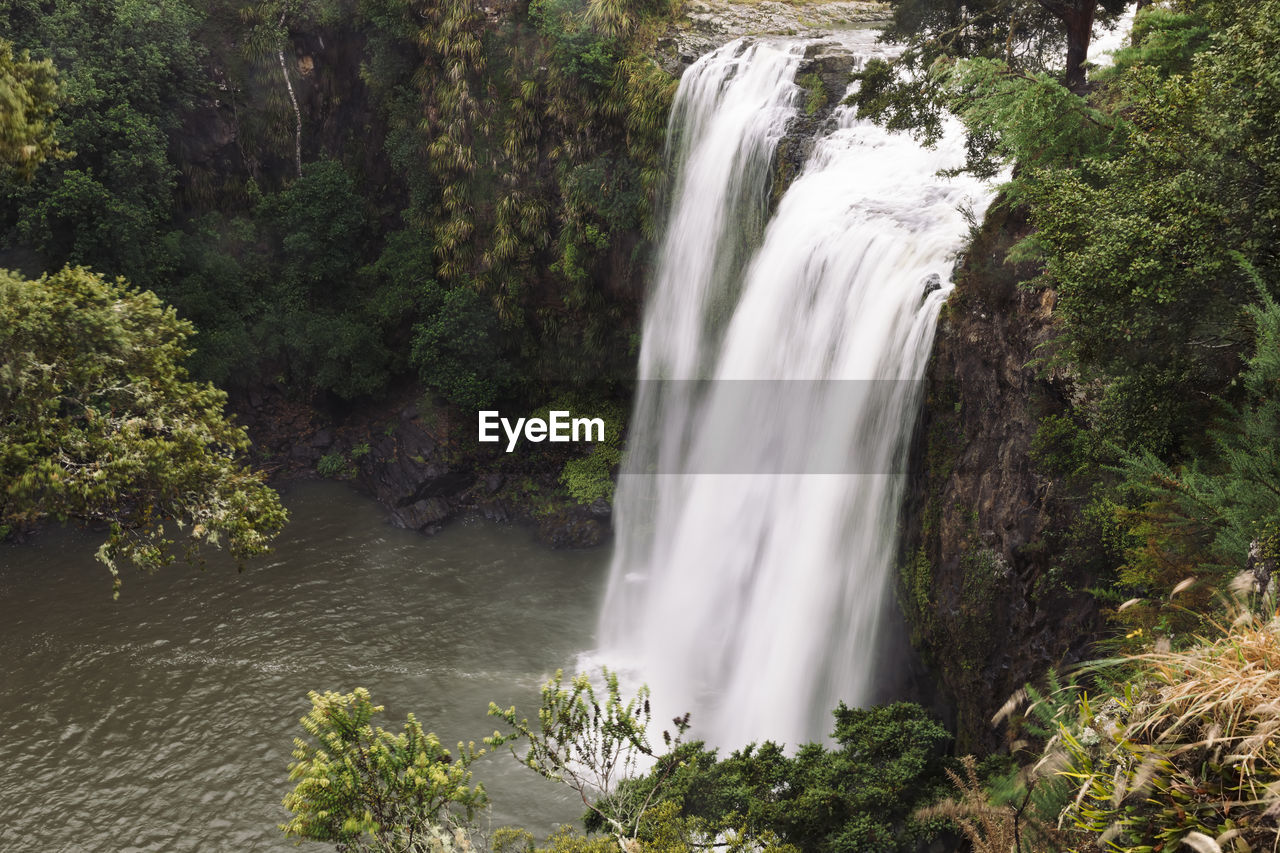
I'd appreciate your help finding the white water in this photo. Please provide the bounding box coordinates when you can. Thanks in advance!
[596,36,995,750]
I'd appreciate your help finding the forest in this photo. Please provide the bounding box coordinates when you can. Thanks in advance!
[1,0,1279,849]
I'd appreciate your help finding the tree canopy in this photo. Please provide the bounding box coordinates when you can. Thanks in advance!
[281,688,487,853]
[0,265,287,593]
[852,0,1128,146]
[588,702,955,852]
[930,0,1280,635]
[953,0,1280,456]
[0,37,62,181]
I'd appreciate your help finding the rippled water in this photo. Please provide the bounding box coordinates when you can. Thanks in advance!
[0,481,605,852]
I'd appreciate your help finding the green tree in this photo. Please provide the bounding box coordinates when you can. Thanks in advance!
[934,57,1118,180]
[282,688,488,853]
[487,669,691,852]
[931,0,1280,457]
[254,159,403,399]
[1017,0,1280,455]
[238,0,343,177]
[601,703,955,853]
[1,0,208,287]
[852,0,1127,148]
[410,283,515,410]
[158,212,267,386]
[0,37,62,181]
[0,266,286,594]
[1116,284,1280,606]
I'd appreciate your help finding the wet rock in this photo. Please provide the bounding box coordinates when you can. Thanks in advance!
[900,201,1101,752]
[802,39,858,97]
[479,500,514,523]
[358,419,468,532]
[538,512,608,549]
[769,43,856,206]
[391,497,452,533]
[290,443,317,462]
[237,384,617,548]
[657,0,886,75]
[922,273,943,297]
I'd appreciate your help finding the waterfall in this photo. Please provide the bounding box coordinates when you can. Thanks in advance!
[596,35,995,750]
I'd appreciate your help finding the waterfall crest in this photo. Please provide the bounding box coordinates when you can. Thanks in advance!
[597,35,995,750]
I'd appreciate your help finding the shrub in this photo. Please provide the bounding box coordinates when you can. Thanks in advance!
[1049,614,1280,851]
[281,688,487,853]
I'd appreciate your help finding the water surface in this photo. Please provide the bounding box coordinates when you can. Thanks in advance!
[0,481,605,851]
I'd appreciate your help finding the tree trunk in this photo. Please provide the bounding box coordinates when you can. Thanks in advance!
[277,10,303,177]
[1039,0,1097,92]
[1062,2,1096,93]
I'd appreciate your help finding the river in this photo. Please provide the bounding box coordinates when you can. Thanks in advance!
[0,481,603,851]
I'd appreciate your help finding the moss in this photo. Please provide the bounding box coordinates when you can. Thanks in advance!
[921,377,963,541]
[907,546,934,628]
[953,546,1007,672]
[770,139,798,207]
[897,369,966,658]
[797,71,829,116]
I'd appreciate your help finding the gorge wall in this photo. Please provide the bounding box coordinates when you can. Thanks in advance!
[899,202,1102,752]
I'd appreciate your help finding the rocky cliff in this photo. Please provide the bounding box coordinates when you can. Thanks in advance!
[656,0,883,71]
[899,201,1102,752]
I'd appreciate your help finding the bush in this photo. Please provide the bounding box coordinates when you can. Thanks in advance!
[598,702,955,852]
[282,688,487,853]
[411,285,514,410]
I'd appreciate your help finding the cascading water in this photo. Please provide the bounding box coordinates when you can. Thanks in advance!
[597,35,995,750]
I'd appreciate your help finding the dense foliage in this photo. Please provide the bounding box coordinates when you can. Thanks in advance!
[0,37,62,181]
[488,668,691,849]
[0,266,286,592]
[0,0,665,523]
[910,0,1280,847]
[284,678,955,853]
[588,702,954,852]
[0,0,207,286]
[0,0,673,411]
[1111,289,1280,631]
[1051,617,1280,852]
[851,0,1127,148]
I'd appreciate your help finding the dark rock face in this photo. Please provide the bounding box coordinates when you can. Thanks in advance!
[234,388,613,548]
[536,511,608,548]
[360,419,457,534]
[769,42,855,206]
[899,202,1101,752]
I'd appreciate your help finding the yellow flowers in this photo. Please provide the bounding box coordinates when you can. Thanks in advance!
[282,689,486,847]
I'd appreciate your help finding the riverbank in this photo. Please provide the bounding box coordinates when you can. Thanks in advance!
[230,385,615,549]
